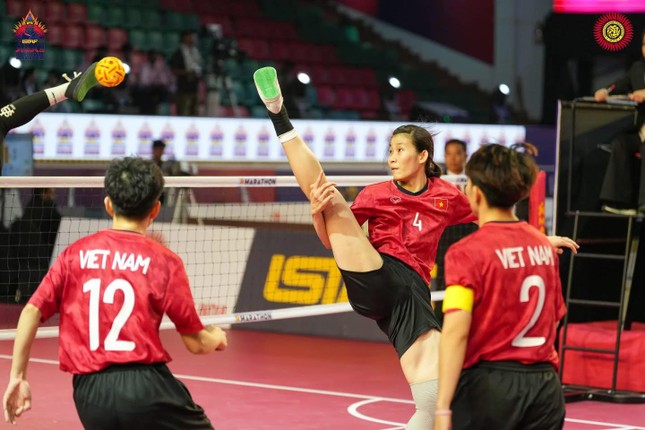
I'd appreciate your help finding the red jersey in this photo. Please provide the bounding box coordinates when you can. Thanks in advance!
[29,229,204,374]
[351,178,475,284]
[444,222,566,369]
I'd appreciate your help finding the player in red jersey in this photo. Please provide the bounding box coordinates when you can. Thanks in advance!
[254,67,576,429]
[435,144,575,430]
[3,157,227,429]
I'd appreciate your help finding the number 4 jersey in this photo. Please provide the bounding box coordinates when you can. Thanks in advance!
[444,221,567,370]
[350,178,476,284]
[28,229,204,374]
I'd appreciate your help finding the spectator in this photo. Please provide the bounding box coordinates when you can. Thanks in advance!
[170,31,203,116]
[443,139,467,175]
[9,188,61,303]
[135,50,174,115]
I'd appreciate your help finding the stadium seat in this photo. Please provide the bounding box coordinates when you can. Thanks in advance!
[107,28,128,52]
[66,3,87,24]
[86,4,105,23]
[46,2,66,23]
[128,29,148,51]
[46,23,65,46]
[62,25,84,49]
[85,24,107,51]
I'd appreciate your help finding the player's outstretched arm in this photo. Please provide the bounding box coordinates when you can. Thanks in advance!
[3,304,40,424]
[180,325,228,354]
[310,171,336,249]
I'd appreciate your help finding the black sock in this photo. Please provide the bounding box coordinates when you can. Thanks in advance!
[0,92,50,135]
[267,105,294,137]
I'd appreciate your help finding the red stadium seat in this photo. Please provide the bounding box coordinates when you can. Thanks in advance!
[63,24,84,49]
[67,4,88,24]
[46,2,66,23]
[107,28,128,52]
[315,85,336,107]
[85,24,107,51]
[46,23,65,46]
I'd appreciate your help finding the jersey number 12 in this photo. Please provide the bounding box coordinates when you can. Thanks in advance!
[83,278,136,351]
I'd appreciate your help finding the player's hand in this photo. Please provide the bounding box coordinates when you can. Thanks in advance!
[310,171,337,216]
[206,325,228,351]
[546,235,579,254]
[433,415,452,430]
[3,377,31,424]
[628,89,645,104]
[594,88,609,102]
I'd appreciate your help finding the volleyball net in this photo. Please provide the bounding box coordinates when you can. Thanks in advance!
[0,175,471,340]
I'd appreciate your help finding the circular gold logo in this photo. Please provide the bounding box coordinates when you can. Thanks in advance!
[594,13,633,51]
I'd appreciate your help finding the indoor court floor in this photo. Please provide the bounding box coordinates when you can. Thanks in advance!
[0,329,644,429]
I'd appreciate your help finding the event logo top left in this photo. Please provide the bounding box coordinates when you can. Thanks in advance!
[13,10,46,61]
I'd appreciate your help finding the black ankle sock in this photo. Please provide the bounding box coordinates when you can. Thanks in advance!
[267,105,294,136]
[0,92,50,133]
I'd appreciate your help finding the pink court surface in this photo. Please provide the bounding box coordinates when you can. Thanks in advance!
[0,329,643,429]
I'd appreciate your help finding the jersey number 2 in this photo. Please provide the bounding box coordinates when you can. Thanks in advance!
[511,275,546,348]
[83,279,136,351]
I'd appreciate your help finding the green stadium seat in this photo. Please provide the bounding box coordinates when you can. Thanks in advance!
[146,30,164,52]
[86,4,105,23]
[128,29,148,51]
[105,7,125,28]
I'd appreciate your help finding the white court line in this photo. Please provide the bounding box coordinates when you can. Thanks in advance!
[346,398,406,428]
[1,355,643,429]
[0,354,413,404]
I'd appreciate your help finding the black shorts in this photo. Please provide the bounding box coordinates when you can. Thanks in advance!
[451,361,565,430]
[339,253,440,357]
[73,363,214,430]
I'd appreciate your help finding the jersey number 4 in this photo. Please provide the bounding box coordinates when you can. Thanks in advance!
[511,275,546,348]
[83,279,135,351]
[413,212,422,231]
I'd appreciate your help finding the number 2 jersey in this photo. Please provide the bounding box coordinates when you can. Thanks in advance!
[350,178,476,284]
[28,229,204,374]
[444,221,567,370]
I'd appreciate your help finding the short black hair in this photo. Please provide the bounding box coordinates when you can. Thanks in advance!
[152,139,166,149]
[104,157,164,220]
[445,139,467,154]
[466,144,538,208]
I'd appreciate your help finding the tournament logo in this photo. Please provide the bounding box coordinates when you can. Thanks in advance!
[594,13,633,51]
[13,11,46,61]
[112,121,127,156]
[365,128,377,158]
[137,122,153,155]
[30,119,45,155]
[161,123,175,156]
[345,128,356,158]
[84,120,101,156]
[234,125,247,157]
[324,127,336,158]
[257,126,270,157]
[184,123,199,156]
[209,124,223,156]
[56,119,73,155]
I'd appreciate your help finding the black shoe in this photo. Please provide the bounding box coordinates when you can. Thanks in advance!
[601,204,638,216]
[64,62,99,102]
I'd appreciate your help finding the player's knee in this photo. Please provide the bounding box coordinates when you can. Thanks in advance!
[406,378,438,430]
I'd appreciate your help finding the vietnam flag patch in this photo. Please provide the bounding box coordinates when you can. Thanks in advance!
[434,198,448,211]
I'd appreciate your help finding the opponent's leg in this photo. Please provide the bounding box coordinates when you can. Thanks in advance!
[254,67,381,272]
[0,62,101,137]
